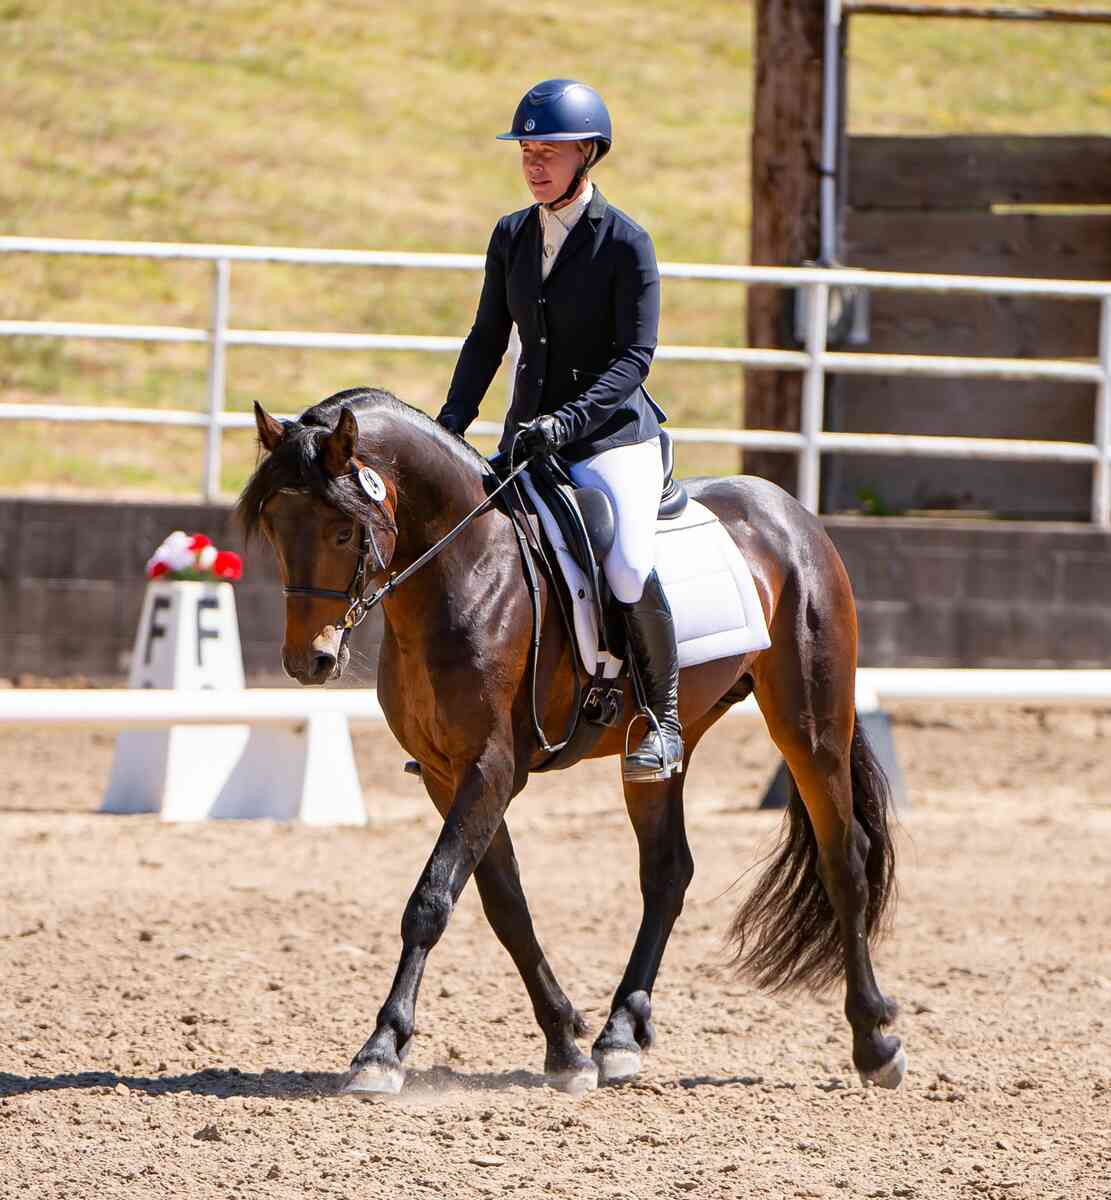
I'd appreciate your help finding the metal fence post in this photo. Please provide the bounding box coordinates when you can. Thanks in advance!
[1094,297,1111,528]
[797,281,829,513]
[203,258,231,503]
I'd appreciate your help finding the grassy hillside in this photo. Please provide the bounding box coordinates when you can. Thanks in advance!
[1,0,1108,497]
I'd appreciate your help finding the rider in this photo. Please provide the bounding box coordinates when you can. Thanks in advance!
[435,79,682,783]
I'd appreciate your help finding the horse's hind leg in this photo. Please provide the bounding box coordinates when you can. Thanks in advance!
[745,649,905,1088]
[591,721,713,1084]
[473,821,597,1093]
[779,740,903,1085]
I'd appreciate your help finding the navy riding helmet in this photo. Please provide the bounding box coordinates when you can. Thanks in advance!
[497,79,612,163]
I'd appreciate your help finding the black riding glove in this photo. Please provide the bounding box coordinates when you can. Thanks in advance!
[436,410,466,437]
[518,414,569,459]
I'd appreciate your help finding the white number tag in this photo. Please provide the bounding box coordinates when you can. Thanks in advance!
[356,466,387,503]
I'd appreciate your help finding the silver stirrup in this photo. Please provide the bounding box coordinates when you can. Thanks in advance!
[622,709,683,784]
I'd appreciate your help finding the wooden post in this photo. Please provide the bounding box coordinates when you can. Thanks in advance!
[745,0,827,492]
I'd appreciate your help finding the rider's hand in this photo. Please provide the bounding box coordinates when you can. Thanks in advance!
[518,414,568,459]
[436,411,466,437]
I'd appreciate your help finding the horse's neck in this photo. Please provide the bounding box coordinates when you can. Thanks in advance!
[371,421,492,584]
[394,439,487,540]
[378,445,507,656]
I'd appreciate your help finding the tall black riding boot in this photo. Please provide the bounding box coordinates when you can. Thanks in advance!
[621,569,683,783]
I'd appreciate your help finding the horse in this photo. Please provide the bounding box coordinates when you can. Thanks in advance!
[238,386,903,1097]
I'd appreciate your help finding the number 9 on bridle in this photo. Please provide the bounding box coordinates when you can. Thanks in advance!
[238,387,904,1097]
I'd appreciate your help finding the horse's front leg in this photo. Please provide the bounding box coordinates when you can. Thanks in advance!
[343,752,511,1096]
[473,821,597,1093]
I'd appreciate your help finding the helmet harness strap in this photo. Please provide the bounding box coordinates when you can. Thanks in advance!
[549,141,596,209]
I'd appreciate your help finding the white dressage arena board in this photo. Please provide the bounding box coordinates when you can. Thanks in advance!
[102,580,365,824]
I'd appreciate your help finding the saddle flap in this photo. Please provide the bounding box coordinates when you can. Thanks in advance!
[660,427,675,485]
[529,461,604,578]
[573,486,616,560]
[525,460,612,654]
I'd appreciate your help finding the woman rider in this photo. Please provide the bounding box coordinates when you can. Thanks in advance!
[436,78,682,783]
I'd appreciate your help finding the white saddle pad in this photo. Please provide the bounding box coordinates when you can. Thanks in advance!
[521,478,772,679]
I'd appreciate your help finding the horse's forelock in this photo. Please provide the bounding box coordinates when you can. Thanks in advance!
[237,421,319,539]
[237,427,367,536]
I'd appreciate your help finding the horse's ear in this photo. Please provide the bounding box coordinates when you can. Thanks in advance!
[321,406,359,477]
[254,402,286,453]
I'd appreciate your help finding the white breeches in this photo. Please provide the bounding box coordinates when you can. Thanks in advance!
[567,437,663,604]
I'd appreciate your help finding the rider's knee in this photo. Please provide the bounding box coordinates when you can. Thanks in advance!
[606,550,653,604]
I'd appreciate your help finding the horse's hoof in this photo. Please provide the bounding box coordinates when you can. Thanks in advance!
[592,1045,642,1085]
[859,1044,907,1090]
[342,1062,405,1097]
[547,1059,599,1096]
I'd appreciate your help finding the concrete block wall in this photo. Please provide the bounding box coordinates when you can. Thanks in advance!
[826,517,1111,668]
[2,497,1109,679]
[0,496,382,682]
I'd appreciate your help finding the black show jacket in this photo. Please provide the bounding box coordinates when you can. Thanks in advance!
[437,187,666,463]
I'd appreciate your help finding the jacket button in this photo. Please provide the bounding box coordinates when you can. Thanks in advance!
[540,337,547,344]
[538,377,544,385]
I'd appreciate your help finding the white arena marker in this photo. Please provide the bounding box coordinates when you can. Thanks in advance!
[208,712,366,825]
[103,580,250,820]
[101,580,367,825]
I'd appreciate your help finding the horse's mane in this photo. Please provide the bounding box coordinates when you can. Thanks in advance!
[236,387,487,540]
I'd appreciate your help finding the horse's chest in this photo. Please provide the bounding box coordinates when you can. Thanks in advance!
[376,633,428,746]
[376,628,465,763]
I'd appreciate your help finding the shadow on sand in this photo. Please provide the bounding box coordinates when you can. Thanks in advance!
[0,1062,554,1102]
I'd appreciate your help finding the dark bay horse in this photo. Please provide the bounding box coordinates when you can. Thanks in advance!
[239,387,903,1096]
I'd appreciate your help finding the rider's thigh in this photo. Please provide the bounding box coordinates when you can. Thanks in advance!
[567,438,662,604]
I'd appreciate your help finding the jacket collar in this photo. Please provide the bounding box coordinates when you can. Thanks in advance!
[585,185,608,224]
[541,187,608,287]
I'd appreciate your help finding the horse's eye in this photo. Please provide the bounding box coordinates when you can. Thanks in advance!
[336,527,354,546]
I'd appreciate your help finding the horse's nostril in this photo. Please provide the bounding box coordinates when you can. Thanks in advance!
[312,652,336,678]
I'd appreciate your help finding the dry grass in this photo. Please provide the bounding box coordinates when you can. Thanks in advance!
[1,0,1108,496]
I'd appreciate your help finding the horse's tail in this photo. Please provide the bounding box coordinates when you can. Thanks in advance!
[726,716,897,993]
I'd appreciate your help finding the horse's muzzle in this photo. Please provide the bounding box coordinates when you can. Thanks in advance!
[283,629,345,686]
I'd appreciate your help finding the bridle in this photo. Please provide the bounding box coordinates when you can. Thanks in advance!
[281,456,533,644]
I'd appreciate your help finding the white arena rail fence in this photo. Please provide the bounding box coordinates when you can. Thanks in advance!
[2,671,1110,730]
[2,235,1111,524]
[6,672,1110,819]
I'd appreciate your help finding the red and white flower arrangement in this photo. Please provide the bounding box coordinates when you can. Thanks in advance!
[145,531,243,583]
